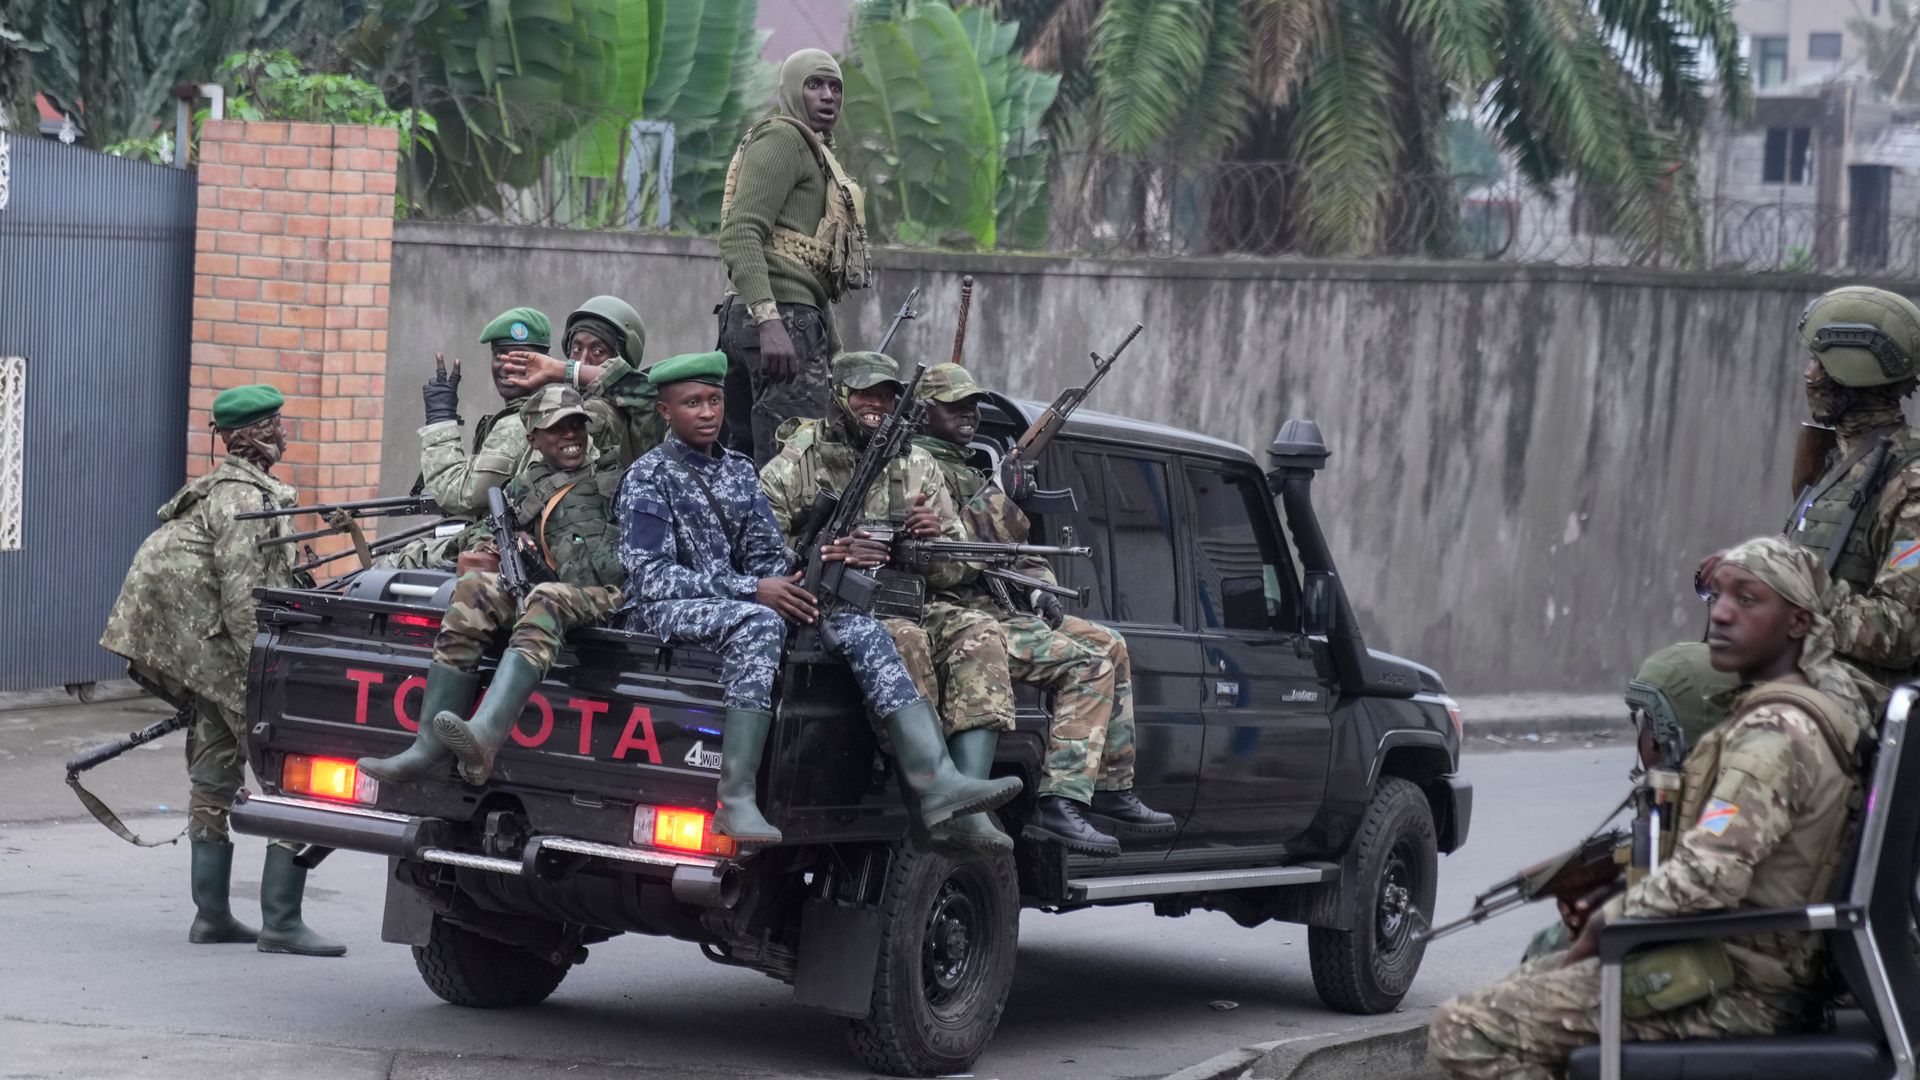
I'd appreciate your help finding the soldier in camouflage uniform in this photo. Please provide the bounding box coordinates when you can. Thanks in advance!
[359,385,625,786]
[914,363,1174,856]
[1430,537,1868,1079]
[759,354,1017,840]
[717,49,872,464]
[100,385,344,957]
[620,353,1020,844]
[498,295,668,467]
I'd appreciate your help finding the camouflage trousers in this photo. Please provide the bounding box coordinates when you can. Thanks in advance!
[435,572,623,674]
[373,522,479,570]
[638,600,921,715]
[185,696,294,850]
[1427,951,1798,1079]
[887,601,1014,736]
[1002,612,1136,802]
[719,297,831,466]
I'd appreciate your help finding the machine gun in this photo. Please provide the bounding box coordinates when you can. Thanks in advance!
[290,518,456,576]
[876,287,921,354]
[487,486,551,601]
[787,364,930,653]
[65,703,194,847]
[246,493,444,571]
[1418,806,1631,944]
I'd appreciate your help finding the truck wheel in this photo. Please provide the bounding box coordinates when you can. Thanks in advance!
[412,915,571,1008]
[845,846,1019,1077]
[1309,776,1436,1014]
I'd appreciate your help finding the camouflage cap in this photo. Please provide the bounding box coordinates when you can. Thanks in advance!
[1798,286,1920,387]
[520,385,590,431]
[211,384,284,430]
[918,362,989,404]
[1624,642,1739,751]
[831,350,903,391]
[479,306,552,349]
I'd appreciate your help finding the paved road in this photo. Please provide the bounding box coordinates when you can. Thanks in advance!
[0,699,1631,1079]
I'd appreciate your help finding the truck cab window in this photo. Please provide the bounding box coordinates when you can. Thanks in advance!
[1101,455,1181,626]
[1186,465,1294,632]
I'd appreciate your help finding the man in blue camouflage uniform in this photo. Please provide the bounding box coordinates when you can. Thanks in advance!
[619,352,1020,845]
[359,384,625,786]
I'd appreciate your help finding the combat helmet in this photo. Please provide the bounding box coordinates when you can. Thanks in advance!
[1624,642,1740,765]
[1798,286,1920,387]
[564,295,647,364]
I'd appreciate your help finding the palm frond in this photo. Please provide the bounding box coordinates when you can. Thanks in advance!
[1171,0,1257,160]
[1091,0,1213,153]
[1288,0,1400,253]
[1246,0,1334,107]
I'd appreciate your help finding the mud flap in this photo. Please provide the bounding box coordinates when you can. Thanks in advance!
[381,857,436,946]
[793,897,883,1018]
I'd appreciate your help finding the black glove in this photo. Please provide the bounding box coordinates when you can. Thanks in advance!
[1000,458,1036,502]
[422,354,462,425]
[1032,590,1065,629]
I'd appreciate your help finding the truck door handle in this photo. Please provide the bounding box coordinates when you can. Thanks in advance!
[1214,680,1240,705]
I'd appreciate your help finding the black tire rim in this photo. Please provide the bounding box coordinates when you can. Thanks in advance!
[1376,839,1420,959]
[922,865,994,1014]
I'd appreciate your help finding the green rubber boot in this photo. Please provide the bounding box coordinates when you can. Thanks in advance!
[432,651,542,786]
[357,663,479,782]
[713,708,781,845]
[928,728,1014,855]
[188,839,258,944]
[882,700,1023,828]
[256,845,346,956]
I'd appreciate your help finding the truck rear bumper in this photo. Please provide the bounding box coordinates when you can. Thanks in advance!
[231,791,740,908]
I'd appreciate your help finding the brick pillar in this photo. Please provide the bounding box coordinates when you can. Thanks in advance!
[188,120,397,550]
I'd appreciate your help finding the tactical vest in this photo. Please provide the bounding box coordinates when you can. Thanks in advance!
[1786,428,1920,588]
[508,451,623,590]
[777,419,910,522]
[721,116,872,301]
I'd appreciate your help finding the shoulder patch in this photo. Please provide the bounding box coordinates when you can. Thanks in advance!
[1698,799,1739,836]
[1889,539,1920,570]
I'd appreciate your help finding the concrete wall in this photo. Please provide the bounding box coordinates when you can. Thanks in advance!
[385,221,1890,696]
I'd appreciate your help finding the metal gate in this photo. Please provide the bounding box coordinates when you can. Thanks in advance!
[0,130,196,690]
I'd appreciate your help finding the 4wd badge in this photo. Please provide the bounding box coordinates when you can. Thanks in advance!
[683,741,723,770]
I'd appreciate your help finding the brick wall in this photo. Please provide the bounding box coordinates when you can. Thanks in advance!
[188,120,397,551]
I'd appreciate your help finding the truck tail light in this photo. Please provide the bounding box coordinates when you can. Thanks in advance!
[632,806,736,857]
[390,612,441,630]
[282,754,378,805]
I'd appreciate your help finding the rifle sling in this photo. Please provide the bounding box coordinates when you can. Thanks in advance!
[667,460,747,574]
[535,482,577,571]
[67,771,187,847]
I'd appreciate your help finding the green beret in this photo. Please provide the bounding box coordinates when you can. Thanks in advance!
[831,351,903,391]
[520,385,590,431]
[479,306,551,348]
[647,351,729,388]
[919,362,988,403]
[211,385,284,430]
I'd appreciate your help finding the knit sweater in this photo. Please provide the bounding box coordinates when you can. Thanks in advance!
[718,120,834,324]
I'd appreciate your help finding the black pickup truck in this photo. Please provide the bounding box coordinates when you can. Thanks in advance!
[232,401,1471,1077]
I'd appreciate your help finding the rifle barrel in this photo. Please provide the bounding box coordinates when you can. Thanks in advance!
[236,494,437,521]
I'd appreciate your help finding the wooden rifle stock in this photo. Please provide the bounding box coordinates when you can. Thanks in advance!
[950,275,974,365]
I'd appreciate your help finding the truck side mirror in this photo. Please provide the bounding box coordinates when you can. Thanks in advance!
[1302,570,1339,636]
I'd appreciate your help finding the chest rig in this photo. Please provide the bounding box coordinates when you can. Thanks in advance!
[512,453,623,589]
[1786,427,1920,588]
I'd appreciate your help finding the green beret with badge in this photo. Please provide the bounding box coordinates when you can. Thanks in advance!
[479,306,552,350]
[211,384,285,430]
[646,351,729,388]
[918,362,989,404]
[830,351,903,391]
[520,385,591,431]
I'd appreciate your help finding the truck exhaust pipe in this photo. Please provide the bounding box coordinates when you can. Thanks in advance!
[672,863,742,909]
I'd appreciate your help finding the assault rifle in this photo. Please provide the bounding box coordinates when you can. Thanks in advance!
[290,518,455,576]
[789,363,930,637]
[1000,322,1143,479]
[248,494,443,557]
[896,539,1094,606]
[1418,805,1631,944]
[66,703,194,847]
[876,287,921,354]
[487,486,551,600]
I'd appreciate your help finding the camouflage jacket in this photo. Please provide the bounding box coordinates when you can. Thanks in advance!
[619,434,787,606]
[915,436,1058,594]
[504,444,625,590]
[583,356,666,468]
[1610,681,1864,999]
[419,399,531,517]
[98,456,297,716]
[759,418,969,590]
[1806,425,1920,682]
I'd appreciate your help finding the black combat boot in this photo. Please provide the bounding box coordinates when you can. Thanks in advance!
[713,708,781,845]
[357,663,479,782]
[882,700,1023,827]
[188,839,258,944]
[927,729,1013,855]
[1025,794,1121,857]
[256,845,346,956]
[1089,788,1177,838]
[433,651,542,785]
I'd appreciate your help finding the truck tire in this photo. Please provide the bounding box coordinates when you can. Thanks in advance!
[1309,776,1436,1014]
[412,915,571,1009]
[846,845,1019,1077]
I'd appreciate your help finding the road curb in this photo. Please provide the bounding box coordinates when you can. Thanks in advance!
[1163,1012,1442,1080]
[0,679,145,714]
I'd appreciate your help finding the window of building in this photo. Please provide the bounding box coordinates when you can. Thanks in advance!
[1762,126,1813,185]
[1185,465,1294,632]
[1808,33,1842,61]
[1756,36,1789,87]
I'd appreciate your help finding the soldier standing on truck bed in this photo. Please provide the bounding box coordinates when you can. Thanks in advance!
[716,48,872,465]
[759,352,1019,850]
[1429,537,1868,1078]
[358,384,625,786]
[914,363,1175,856]
[618,352,1021,844]
[99,384,346,957]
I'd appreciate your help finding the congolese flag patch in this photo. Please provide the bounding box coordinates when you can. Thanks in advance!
[1699,799,1739,836]
[1889,540,1920,570]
